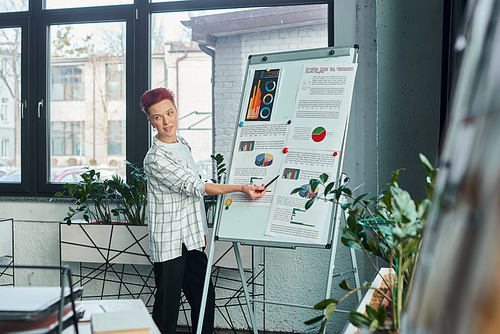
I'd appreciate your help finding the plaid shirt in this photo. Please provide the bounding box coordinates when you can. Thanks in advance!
[144,135,207,263]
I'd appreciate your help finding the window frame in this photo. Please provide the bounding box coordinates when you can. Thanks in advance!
[0,0,332,197]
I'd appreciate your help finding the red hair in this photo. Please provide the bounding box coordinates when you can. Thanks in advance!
[140,87,176,116]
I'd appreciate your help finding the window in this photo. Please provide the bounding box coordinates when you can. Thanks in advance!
[0,98,7,121]
[0,0,28,13]
[49,22,126,176]
[1,59,7,75]
[45,0,133,10]
[108,120,125,156]
[51,66,84,101]
[1,139,8,158]
[0,0,330,196]
[151,6,328,165]
[0,26,21,185]
[51,121,84,156]
[106,63,125,100]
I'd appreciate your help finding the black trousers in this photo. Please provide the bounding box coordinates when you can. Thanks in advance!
[153,245,215,334]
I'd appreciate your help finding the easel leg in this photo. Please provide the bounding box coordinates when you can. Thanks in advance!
[350,247,362,302]
[233,242,259,334]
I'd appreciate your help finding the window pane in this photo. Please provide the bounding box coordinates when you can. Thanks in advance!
[45,0,132,10]
[151,5,327,175]
[0,27,22,183]
[49,22,126,183]
[0,0,28,13]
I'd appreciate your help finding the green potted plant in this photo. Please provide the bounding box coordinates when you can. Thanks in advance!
[300,154,437,334]
[54,160,150,266]
[53,160,147,225]
[204,153,226,225]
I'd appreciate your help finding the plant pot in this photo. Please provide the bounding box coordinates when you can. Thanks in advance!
[342,267,396,334]
[60,222,150,265]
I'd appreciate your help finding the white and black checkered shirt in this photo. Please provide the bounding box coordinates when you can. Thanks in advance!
[144,135,207,263]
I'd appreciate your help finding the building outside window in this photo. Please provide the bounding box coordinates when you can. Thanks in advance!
[0,98,7,121]
[106,63,125,100]
[107,120,125,156]
[50,121,84,156]
[0,59,7,75]
[1,139,8,158]
[51,66,84,101]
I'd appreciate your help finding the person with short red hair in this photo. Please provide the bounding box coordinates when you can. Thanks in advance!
[140,87,266,334]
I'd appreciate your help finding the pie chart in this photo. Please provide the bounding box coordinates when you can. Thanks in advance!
[255,153,274,167]
[312,127,326,142]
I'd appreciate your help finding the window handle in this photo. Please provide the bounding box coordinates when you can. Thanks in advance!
[20,101,26,119]
[38,99,43,118]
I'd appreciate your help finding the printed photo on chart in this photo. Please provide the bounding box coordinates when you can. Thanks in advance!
[244,69,281,122]
[224,121,290,207]
[264,149,339,243]
[287,63,358,151]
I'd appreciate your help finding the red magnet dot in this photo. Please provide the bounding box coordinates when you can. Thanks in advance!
[333,151,338,156]
[283,147,289,153]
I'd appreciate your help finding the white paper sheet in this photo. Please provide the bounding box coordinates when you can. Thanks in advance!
[287,63,358,152]
[263,149,338,244]
[225,121,290,206]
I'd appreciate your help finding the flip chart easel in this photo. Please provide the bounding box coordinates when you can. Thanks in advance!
[197,46,361,334]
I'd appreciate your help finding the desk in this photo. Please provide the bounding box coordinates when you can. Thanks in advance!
[63,299,160,334]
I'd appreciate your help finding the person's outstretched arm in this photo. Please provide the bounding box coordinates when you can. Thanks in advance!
[204,183,267,200]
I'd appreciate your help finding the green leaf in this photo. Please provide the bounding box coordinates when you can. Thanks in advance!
[325,302,336,319]
[340,202,352,210]
[324,182,335,196]
[365,305,378,319]
[304,315,325,325]
[310,179,321,192]
[339,279,352,291]
[404,238,420,254]
[392,226,405,238]
[343,240,364,251]
[319,173,329,184]
[348,311,371,328]
[401,257,413,273]
[352,193,369,207]
[291,187,302,195]
[419,153,434,176]
[377,304,387,324]
[369,319,380,332]
[313,299,337,310]
[340,187,352,196]
[347,214,358,230]
[368,238,382,257]
[305,197,316,210]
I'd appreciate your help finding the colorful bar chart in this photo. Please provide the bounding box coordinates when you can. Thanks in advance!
[282,168,300,180]
[246,80,261,120]
[245,69,280,121]
[239,141,255,151]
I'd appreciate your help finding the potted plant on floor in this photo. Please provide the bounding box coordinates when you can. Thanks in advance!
[300,154,437,334]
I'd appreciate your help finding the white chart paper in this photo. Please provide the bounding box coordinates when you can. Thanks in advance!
[287,63,358,152]
[264,149,339,244]
[225,121,290,206]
